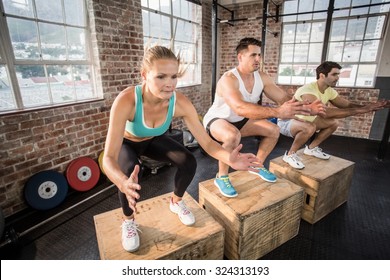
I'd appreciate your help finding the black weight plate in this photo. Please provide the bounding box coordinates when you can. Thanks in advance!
[24,170,68,210]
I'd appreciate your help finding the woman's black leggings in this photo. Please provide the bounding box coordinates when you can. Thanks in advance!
[117,135,197,216]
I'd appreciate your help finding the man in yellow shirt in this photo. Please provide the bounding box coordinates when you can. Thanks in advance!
[278,61,389,169]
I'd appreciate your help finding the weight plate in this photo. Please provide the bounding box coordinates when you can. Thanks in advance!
[66,157,100,191]
[24,170,68,210]
[98,151,105,175]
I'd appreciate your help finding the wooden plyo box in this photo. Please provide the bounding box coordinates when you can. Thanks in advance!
[269,150,355,224]
[198,171,304,260]
[94,192,224,260]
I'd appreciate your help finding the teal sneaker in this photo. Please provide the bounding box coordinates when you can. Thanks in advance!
[214,174,238,198]
[249,167,277,183]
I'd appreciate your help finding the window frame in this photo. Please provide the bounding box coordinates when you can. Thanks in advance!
[278,0,389,88]
[141,0,202,88]
[0,0,98,114]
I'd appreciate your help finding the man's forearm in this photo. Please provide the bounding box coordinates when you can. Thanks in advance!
[324,106,369,119]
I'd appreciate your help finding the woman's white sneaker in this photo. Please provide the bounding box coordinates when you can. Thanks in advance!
[283,151,305,169]
[170,198,195,226]
[121,219,141,252]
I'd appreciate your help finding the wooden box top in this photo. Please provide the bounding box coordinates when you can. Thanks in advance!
[199,171,303,217]
[270,149,355,181]
[94,192,224,260]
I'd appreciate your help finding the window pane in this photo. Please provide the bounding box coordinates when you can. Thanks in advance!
[282,24,296,43]
[334,0,351,17]
[283,0,298,22]
[7,17,40,60]
[144,37,170,48]
[351,7,369,16]
[308,43,323,62]
[334,0,351,8]
[175,20,195,42]
[35,0,63,23]
[3,0,34,18]
[180,0,189,19]
[328,42,344,61]
[370,1,390,13]
[67,27,87,60]
[342,41,362,62]
[346,18,366,41]
[149,13,170,40]
[281,45,294,62]
[330,20,347,41]
[160,0,171,14]
[0,65,16,111]
[39,23,67,60]
[360,40,380,62]
[142,10,150,37]
[149,0,160,11]
[313,0,329,20]
[293,44,309,62]
[50,65,93,102]
[310,22,325,42]
[278,64,293,84]
[365,16,385,39]
[179,63,199,86]
[356,64,376,87]
[291,64,307,84]
[175,42,196,63]
[173,0,181,17]
[73,65,93,100]
[17,65,51,108]
[65,0,85,26]
[49,65,75,103]
[339,64,357,87]
[298,0,314,21]
[296,23,311,43]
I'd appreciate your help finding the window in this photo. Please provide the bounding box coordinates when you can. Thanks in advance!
[141,0,202,87]
[278,0,389,87]
[0,0,97,113]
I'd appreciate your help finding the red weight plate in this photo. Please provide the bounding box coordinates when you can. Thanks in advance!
[66,157,100,191]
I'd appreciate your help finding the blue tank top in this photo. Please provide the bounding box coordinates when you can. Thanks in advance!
[125,85,176,137]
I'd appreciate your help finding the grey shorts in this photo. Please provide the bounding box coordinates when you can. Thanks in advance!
[277,119,293,138]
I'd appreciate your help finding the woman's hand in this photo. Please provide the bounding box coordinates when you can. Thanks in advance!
[229,144,262,172]
[122,165,141,212]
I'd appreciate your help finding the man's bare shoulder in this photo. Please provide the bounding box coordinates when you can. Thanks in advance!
[215,72,239,98]
[221,71,238,81]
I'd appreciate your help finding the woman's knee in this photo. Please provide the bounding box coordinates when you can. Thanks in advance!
[180,152,197,174]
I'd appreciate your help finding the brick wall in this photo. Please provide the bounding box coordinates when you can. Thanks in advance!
[0,0,213,218]
[218,1,380,138]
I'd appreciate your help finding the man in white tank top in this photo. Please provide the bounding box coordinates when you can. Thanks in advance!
[203,37,322,197]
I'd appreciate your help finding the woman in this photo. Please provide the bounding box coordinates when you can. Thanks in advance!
[103,45,260,252]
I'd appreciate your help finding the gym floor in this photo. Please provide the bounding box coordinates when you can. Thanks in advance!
[1,134,389,260]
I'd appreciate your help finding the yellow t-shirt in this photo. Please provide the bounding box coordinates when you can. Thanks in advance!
[294,81,339,122]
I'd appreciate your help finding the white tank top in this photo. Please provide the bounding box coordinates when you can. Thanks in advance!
[203,68,264,126]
